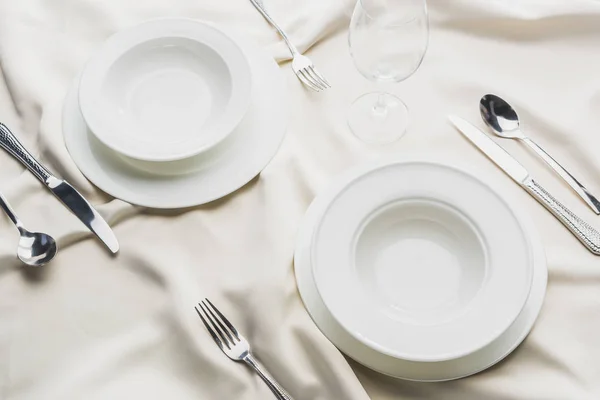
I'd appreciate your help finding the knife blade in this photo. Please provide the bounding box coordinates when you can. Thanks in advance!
[47,177,119,253]
[448,115,529,184]
[0,123,119,253]
[449,115,600,255]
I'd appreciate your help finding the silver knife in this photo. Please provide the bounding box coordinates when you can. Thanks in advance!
[449,115,600,255]
[0,123,119,253]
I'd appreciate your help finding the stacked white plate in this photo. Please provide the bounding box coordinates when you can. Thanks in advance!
[294,160,547,381]
[63,18,288,208]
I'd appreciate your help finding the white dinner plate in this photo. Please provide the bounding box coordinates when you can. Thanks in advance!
[312,162,533,362]
[79,18,252,161]
[294,160,547,381]
[64,36,287,209]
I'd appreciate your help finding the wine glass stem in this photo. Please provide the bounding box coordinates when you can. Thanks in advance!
[373,93,388,117]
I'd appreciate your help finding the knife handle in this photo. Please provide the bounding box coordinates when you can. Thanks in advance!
[524,177,600,255]
[0,123,52,183]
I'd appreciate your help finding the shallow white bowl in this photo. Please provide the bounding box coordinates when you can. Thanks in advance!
[79,18,252,162]
[64,35,288,208]
[312,162,533,362]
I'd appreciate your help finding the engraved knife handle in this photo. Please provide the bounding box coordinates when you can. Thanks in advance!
[524,177,600,255]
[0,123,52,183]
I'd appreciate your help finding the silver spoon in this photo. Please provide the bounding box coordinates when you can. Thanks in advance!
[480,94,600,215]
[0,192,57,266]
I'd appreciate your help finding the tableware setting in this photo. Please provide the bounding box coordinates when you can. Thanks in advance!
[64,18,288,209]
[4,1,600,398]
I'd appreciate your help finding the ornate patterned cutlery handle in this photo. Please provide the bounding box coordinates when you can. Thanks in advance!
[0,123,52,183]
[244,354,294,400]
[524,177,600,255]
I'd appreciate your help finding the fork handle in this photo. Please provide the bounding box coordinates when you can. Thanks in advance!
[248,0,300,56]
[244,354,294,400]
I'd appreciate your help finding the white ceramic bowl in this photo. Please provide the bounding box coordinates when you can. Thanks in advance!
[79,18,252,162]
[64,34,288,209]
[294,159,547,381]
[312,162,534,362]
[353,199,487,327]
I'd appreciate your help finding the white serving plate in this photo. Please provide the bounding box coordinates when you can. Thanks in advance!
[64,35,287,209]
[311,162,533,362]
[294,160,547,381]
[79,18,252,161]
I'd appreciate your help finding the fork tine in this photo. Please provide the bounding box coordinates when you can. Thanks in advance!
[309,66,330,88]
[203,299,236,344]
[302,68,326,90]
[195,305,225,349]
[306,67,329,89]
[296,69,320,91]
[297,69,321,91]
[297,72,320,91]
[206,298,240,340]
[199,302,231,350]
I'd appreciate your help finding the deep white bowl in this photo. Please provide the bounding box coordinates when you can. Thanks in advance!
[311,161,534,362]
[79,18,252,162]
[353,199,487,328]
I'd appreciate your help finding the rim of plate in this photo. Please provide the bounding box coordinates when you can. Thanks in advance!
[293,159,547,381]
[78,18,252,162]
[309,160,534,362]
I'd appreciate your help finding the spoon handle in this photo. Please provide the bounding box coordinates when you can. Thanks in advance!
[0,192,22,230]
[524,177,600,255]
[522,137,600,215]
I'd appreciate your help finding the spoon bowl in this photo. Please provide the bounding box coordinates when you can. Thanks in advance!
[17,229,58,267]
[0,192,58,267]
[479,94,523,138]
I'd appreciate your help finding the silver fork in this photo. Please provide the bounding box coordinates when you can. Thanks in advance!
[249,0,331,92]
[195,299,295,400]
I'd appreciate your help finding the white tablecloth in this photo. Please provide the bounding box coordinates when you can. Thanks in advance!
[2,0,600,399]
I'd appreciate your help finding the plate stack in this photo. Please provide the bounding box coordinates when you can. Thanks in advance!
[64,18,288,209]
[294,160,548,381]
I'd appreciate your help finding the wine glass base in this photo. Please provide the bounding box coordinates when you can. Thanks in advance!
[348,92,409,144]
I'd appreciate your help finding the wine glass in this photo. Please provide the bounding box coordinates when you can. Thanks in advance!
[348,0,429,144]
